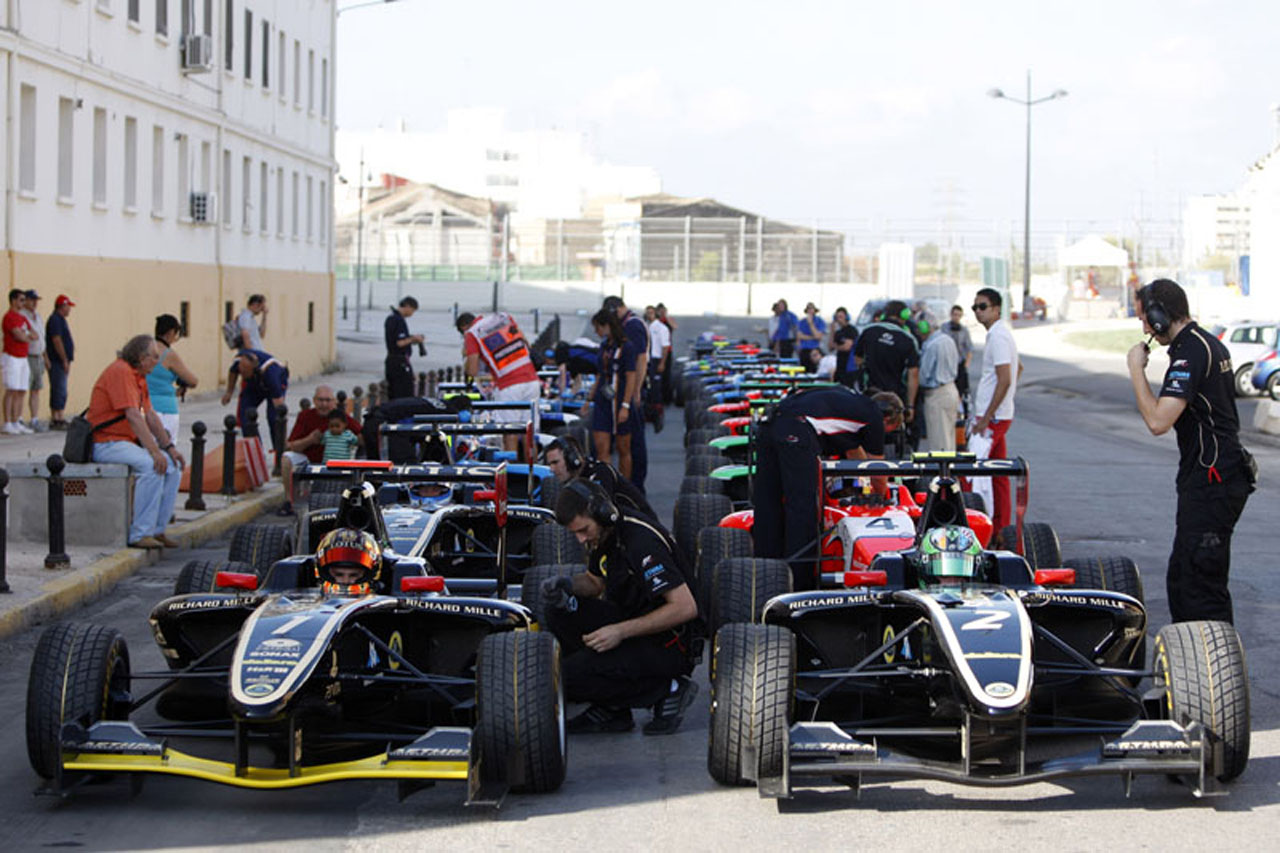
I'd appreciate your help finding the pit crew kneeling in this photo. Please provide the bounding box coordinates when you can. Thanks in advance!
[544,480,700,735]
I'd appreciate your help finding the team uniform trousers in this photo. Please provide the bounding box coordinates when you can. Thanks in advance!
[238,382,288,457]
[751,416,823,592]
[385,356,415,400]
[546,596,690,707]
[1169,477,1250,624]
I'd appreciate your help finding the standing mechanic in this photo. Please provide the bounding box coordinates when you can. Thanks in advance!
[752,385,905,591]
[602,296,650,491]
[384,296,425,400]
[544,434,655,519]
[853,300,919,452]
[1127,279,1255,623]
[543,480,699,735]
[221,349,288,458]
[456,311,539,456]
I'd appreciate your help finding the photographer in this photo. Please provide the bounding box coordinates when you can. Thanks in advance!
[1127,279,1256,624]
[385,296,425,400]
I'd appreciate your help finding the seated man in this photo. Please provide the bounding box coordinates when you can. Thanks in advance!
[314,527,383,596]
[544,480,699,735]
[278,385,362,515]
[543,435,655,520]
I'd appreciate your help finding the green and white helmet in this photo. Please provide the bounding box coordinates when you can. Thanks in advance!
[919,525,983,583]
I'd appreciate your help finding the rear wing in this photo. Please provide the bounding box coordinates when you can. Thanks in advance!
[296,460,510,526]
[820,456,1028,480]
[378,421,536,495]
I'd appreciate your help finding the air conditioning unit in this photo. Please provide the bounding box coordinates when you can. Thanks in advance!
[181,34,213,73]
[190,191,217,224]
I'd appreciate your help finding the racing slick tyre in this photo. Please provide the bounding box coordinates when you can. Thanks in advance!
[961,491,987,514]
[708,623,794,786]
[1234,364,1255,397]
[1061,554,1144,602]
[26,623,132,780]
[228,523,295,574]
[475,631,567,793]
[674,493,732,566]
[1153,620,1250,782]
[686,443,727,460]
[998,522,1061,569]
[686,426,729,448]
[685,453,728,477]
[520,564,581,627]
[680,475,725,496]
[532,520,584,567]
[537,474,562,510]
[307,478,347,512]
[173,559,256,595]
[712,558,793,636]
[695,526,753,615]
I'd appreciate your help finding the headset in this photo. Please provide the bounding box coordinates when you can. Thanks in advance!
[1137,284,1171,336]
[547,436,584,473]
[566,478,620,527]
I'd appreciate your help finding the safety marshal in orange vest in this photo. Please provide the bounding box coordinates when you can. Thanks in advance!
[456,311,541,455]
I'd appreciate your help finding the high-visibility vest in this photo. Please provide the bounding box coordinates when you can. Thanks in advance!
[466,313,533,382]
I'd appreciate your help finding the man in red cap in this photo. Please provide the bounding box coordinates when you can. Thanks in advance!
[45,295,75,430]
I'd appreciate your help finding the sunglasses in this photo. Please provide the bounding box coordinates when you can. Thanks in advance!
[972,303,990,311]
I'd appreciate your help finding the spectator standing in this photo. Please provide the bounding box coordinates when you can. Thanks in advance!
[832,323,858,387]
[2,289,36,434]
[147,314,199,447]
[221,349,289,458]
[21,289,47,431]
[796,302,827,371]
[237,294,268,350]
[970,288,1021,529]
[942,305,974,416]
[278,385,361,515]
[918,312,960,452]
[771,299,799,358]
[456,311,539,455]
[602,296,650,491]
[586,308,639,480]
[655,303,677,404]
[644,305,670,432]
[45,295,75,430]
[88,335,185,549]
[322,410,360,461]
[828,306,850,350]
[384,296,424,400]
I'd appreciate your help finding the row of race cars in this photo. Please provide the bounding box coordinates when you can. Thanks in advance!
[23,340,1251,809]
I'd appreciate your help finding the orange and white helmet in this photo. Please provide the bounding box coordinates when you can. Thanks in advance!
[315,528,382,595]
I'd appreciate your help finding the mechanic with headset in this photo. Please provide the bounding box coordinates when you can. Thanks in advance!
[1128,278,1256,624]
[752,385,905,592]
[853,300,919,453]
[542,479,700,735]
[543,435,656,520]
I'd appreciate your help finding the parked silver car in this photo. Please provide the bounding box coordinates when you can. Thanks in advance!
[1211,321,1279,396]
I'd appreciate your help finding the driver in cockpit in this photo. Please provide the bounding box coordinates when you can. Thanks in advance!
[314,528,383,595]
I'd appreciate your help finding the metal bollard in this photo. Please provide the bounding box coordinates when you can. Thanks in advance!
[299,397,311,411]
[221,414,238,496]
[185,421,207,511]
[378,381,388,404]
[428,369,440,398]
[367,382,379,409]
[272,404,288,477]
[0,468,9,592]
[445,366,454,382]
[342,295,348,320]
[351,386,364,420]
[533,307,541,334]
[417,371,427,397]
[336,389,348,414]
[44,454,70,569]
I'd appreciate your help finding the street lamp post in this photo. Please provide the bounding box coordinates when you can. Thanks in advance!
[988,71,1067,313]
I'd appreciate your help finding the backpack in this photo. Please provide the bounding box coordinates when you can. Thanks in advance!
[221,319,241,351]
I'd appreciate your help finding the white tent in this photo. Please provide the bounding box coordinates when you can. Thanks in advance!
[1058,235,1129,269]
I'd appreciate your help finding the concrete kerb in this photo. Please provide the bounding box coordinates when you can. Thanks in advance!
[0,483,285,641]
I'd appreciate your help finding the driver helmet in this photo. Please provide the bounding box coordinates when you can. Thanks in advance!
[411,482,454,509]
[918,525,983,585]
[315,528,382,595]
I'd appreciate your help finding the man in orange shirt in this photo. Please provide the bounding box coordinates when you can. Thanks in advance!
[87,335,186,549]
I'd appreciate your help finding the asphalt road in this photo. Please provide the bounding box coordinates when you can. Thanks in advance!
[0,322,1277,851]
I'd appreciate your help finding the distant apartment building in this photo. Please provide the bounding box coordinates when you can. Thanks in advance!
[1181,193,1250,270]
[1,1,335,412]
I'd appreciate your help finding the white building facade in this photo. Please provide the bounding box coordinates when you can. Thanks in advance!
[1,0,335,412]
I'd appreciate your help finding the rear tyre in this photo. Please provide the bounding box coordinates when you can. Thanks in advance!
[686,427,728,448]
[1234,364,1255,397]
[708,624,794,786]
[685,454,728,477]
[537,475,562,510]
[174,559,255,595]
[679,475,725,496]
[1153,620,1250,782]
[531,521,583,567]
[520,563,580,627]
[26,623,132,779]
[695,525,754,614]
[674,493,732,565]
[1062,554,1144,602]
[228,524,295,574]
[475,631,566,793]
[307,478,347,512]
[998,522,1061,569]
[712,557,792,636]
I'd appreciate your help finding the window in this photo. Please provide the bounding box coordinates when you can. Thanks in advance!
[275,167,284,235]
[261,20,270,88]
[291,170,298,237]
[98,1,114,16]
[221,148,231,225]
[124,117,138,208]
[320,58,328,118]
[308,301,314,333]
[259,161,268,232]
[243,10,252,80]
[18,84,36,194]
[179,301,190,336]
[307,49,315,111]
[156,0,167,36]
[292,39,300,105]
[306,175,313,240]
[241,155,251,229]
[57,97,74,201]
[319,180,327,243]
[278,31,286,99]
[224,300,233,324]
[151,125,165,214]
[223,0,233,71]
[199,140,211,192]
[128,0,140,24]
[177,133,189,218]
[181,0,210,35]
[92,108,107,205]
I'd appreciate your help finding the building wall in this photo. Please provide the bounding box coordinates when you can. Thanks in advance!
[0,1,335,415]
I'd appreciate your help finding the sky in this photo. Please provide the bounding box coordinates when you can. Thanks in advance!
[335,0,1280,230]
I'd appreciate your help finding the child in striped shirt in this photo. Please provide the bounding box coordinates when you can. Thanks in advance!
[322,409,359,462]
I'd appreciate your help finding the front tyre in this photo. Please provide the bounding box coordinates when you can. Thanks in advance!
[1153,620,1250,782]
[708,624,794,786]
[475,631,566,793]
[26,623,131,779]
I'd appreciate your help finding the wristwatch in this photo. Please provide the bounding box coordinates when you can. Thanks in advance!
[620,402,631,409]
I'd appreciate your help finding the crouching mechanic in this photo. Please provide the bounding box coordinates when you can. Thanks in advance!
[543,480,699,735]
[753,385,905,591]
[543,435,655,519]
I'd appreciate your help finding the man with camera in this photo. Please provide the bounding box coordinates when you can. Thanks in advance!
[384,296,425,400]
